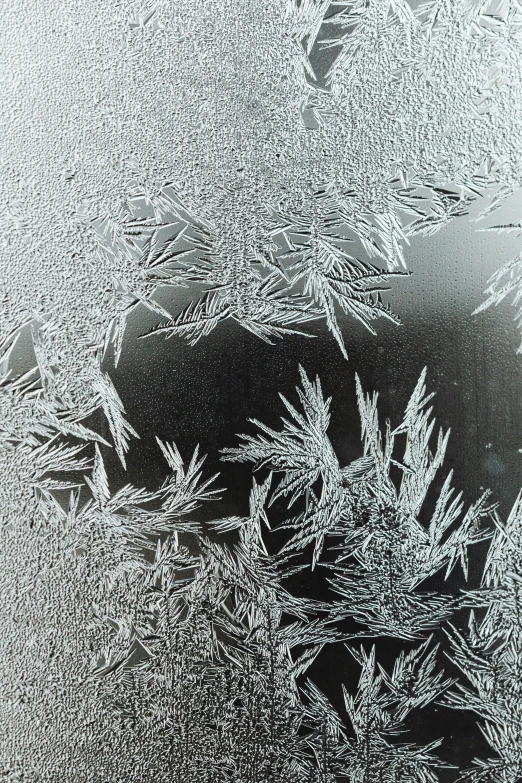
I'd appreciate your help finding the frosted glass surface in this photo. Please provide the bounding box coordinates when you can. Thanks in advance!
[1,1,522,781]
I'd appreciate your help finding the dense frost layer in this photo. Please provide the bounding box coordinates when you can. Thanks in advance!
[1,0,522,457]
[2,1,522,780]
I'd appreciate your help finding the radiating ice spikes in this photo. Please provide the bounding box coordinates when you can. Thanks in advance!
[337,639,452,783]
[2,0,522,779]
[224,364,493,637]
[94,476,343,783]
[475,251,522,354]
[444,490,522,782]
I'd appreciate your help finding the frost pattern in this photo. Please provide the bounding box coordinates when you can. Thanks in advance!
[0,387,453,779]
[223,367,492,638]
[1,0,522,458]
[335,640,452,782]
[475,236,522,353]
[2,0,522,779]
[445,493,522,782]
[2,352,522,780]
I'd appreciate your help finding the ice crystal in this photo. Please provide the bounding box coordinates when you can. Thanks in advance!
[445,492,522,783]
[1,0,522,778]
[475,233,522,354]
[300,637,453,783]
[0,0,521,438]
[338,639,452,782]
[223,366,492,638]
[94,478,340,782]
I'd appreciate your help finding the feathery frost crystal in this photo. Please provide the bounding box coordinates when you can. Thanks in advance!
[2,0,522,779]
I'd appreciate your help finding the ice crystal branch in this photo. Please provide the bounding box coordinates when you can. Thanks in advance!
[301,637,453,783]
[475,244,522,354]
[445,491,522,782]
[339,639,452,783]
[224,365,492,637]
[95,479,341,781]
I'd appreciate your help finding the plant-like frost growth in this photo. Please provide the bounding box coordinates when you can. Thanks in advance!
[1,0,522,457]
[223,366,492,638]
[445,492,522,782]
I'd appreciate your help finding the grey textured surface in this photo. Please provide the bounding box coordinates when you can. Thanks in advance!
[1,1,522,780]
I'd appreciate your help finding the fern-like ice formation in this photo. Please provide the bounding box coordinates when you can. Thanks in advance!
[2,0,522,778]
[324,639,452,782]
[445,492,522,783]
[3,354,522,780]
[94,478,346,782]
[1,0,522,453]
[474,222,522,354]
[223,365,492,638]
[0,355,461,781]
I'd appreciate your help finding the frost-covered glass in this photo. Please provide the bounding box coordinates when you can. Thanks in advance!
[1,1,522,781]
